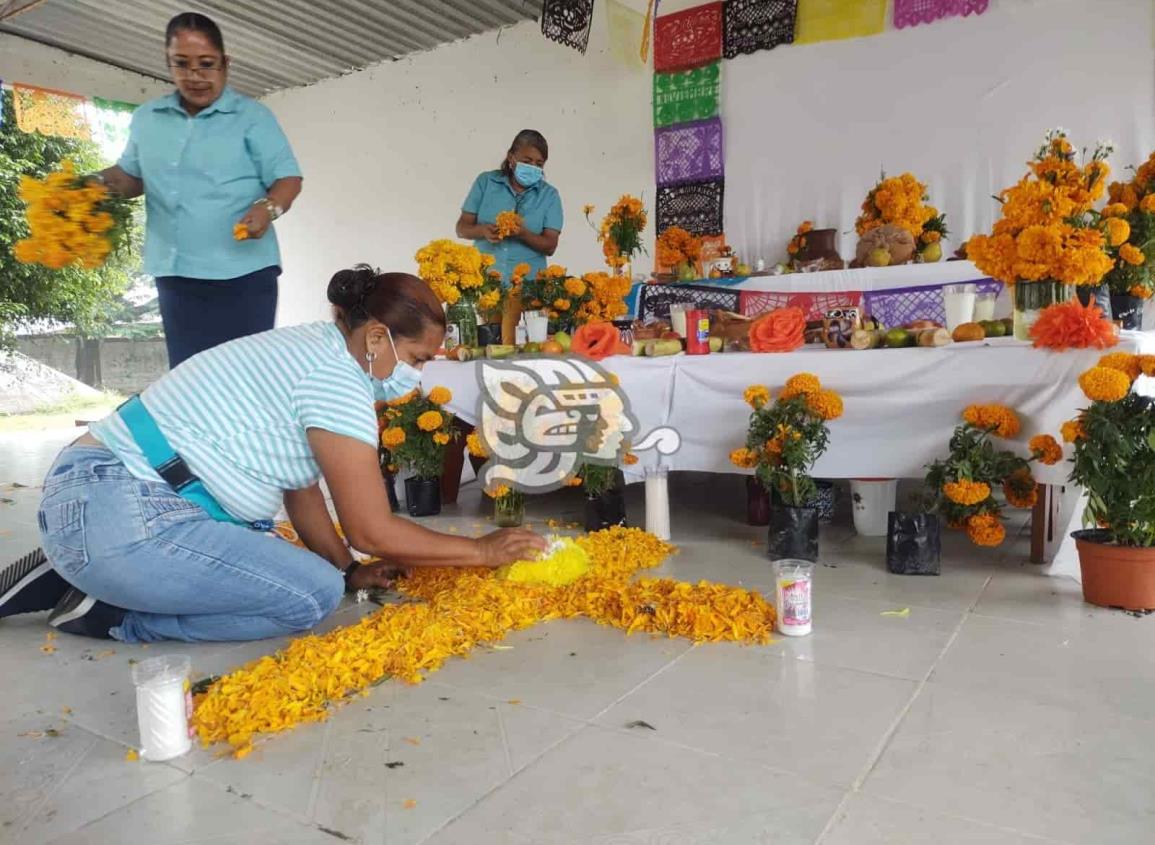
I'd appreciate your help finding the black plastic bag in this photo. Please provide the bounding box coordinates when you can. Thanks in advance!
[405,476,442,518]
[886,512,941,575]
[585,488,627,532]
[1110,295,1142,331]
[477,322,504,346]
[1076,284,1112,318]
[767,505,819,562]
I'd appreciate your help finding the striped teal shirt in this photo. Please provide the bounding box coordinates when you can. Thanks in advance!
[90,322,377,523]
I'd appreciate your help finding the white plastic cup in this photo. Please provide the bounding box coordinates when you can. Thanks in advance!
[669,306,689,338]
[132,655,193,762]
[973,291,998,322]
[524,311,549,343]
[850,479,899,537]
[943,284,977,332]
[644,466,670,541]
[774,559,813,636]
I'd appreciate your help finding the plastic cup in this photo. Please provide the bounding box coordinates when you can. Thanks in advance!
[132,655,193,762]
[973,291,998,322]
[524,311,549,343]
[943,284,977,332]
[644,466,670,540]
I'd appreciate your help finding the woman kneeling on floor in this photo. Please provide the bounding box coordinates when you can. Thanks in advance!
[1,265,545,642]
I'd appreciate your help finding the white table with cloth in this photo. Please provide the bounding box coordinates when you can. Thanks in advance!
[422,333,1147,569]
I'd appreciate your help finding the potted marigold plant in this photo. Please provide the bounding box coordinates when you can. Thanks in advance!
[655,225,702,281]
[415,239,503,350]
[379,386,458,517]
[1101,152,1155,329]
[519,264,593,335]
[967,130,1115,340]
[731,374,844,561]
[374,402,401,514]
[465,430,527,527]
[586,195,648,277]
[1064,353,1155,609]
[917,404,1063,573]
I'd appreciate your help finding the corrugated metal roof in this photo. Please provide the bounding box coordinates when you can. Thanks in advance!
[0,0,539,96]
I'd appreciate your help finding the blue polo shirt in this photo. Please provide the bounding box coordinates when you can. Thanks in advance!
[118,87,302,280]
[462,170,564,283]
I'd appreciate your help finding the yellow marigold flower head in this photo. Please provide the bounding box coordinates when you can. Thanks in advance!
[381,427,406,448]
[417,410,444,432]
[386,389,417,407]
[1028,434,1062,466]
[426,386,452,405]
[743,385,771,409]
[1140,355,1155,377]
[465,431,489,459]
[966,513,1006,547]
[1078,366,1131,402]
[486,483,511,499]
[962,404,1021,438]
[1060,418,1087,443]
[943,479,991,506]
[553,298,571,311]
[1104,217,1131,247]
[782,372,821,398]
[729,447,758,469]
[806,389,844,421]
[1097,352,1141,382]
[564,277,587,297]
[1102,202,1130,218]
[433,432,450,446]
[545,264,567,279]
[1120,243,1146,266]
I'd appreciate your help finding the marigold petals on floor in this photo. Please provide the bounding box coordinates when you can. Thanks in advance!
[191,526,776,755]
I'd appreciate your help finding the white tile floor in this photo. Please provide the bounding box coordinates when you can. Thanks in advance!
[2,430,1153,845]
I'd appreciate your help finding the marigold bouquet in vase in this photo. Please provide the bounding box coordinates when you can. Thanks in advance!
[923,404,1062,547]
[967,130,1115,339]
[575,272,632,324]
[655,226,702,280]
[1101,152,1155,328]
[731,374,843,561]
[518,264,593,333]
[1063,353,1155,608]
[13,160,136,270]
[378,386,458,517]
[415,239,504,350]
[586,195,647,275]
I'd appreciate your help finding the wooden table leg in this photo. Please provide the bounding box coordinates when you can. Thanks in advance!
[1030,484,1064,564]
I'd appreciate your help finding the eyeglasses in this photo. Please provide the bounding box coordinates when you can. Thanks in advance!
[168,60,225,77]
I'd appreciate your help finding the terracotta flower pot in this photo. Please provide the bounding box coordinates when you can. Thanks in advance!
[1074,530,1155,611]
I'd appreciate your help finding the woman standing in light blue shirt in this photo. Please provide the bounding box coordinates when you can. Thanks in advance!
[96,12,303,368]
[0,267,545,642]
[456,130,564,284]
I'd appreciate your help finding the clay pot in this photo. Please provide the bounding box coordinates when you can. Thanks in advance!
[1074,530,1155,611]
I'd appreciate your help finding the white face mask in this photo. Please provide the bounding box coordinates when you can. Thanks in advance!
[370,329,422,401]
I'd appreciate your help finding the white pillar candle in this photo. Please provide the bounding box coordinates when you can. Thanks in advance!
[645,468,671,541]
[132,656,193,762]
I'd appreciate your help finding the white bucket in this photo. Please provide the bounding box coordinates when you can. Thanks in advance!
[850,479,898,537]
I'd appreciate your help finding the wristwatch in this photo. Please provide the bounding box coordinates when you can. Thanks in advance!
[343,560,361,593]
[253,197,283,221]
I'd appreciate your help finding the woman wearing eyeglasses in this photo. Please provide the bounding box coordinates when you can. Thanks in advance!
[95,12,303,368]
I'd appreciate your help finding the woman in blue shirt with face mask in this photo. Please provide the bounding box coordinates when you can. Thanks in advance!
[455,130,564,284]
[0,266,545,642]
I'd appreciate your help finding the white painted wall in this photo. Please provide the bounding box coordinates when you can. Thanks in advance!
[265,12,653,326]
[0,34,169,103]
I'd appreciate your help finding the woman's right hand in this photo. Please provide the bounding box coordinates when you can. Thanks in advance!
[476,528,549,568]
[481,223,502,244]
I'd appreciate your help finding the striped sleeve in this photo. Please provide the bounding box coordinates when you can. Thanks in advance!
[291,361,378,448]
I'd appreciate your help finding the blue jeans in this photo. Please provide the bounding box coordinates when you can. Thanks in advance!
[37,446,343,643]
[156,265,279,369]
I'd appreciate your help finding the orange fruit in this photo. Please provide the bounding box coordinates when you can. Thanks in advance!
[541,340,564,355]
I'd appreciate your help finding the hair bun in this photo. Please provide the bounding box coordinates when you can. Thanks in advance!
[327,264,379,311]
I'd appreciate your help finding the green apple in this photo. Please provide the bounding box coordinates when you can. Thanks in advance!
[708,337,723,353]
[553,330,572,352]
[866,248,892,267]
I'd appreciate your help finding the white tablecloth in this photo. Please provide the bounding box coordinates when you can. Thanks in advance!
[731,260,989,293]
[423,333,1147,487]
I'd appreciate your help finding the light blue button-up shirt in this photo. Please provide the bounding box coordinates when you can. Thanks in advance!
[462,170,564,284]
[118,87,301,280]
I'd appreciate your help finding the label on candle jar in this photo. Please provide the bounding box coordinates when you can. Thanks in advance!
[779,578,811,627]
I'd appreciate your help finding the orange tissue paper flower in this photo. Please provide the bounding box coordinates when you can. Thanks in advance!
[1028,298,1119,351]
[749,308,806,353]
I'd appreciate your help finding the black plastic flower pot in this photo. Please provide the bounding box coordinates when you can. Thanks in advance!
[585,487,627,532]
[404,476,442,518]
[746,477,770,526]
[1110,295,1143,331]
[767,505,819,562]
[384,472,400,514]
[886,512,941,576]
[809,481,836,525]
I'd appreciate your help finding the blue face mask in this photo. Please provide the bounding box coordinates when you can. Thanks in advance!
[514,161,543,187]
[371,329,422,402]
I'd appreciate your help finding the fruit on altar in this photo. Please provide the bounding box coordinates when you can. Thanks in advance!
[522,341,542,354]
[951,322,986,342]
[540,340,564,354]
[851,329,882,350]
[631,340,648,356]
[856,223,916,267]
[644,339,683,356]
[709,267,723,278]
[905,320,941,331]
[866,248,892,268]
[735,262,752,276]
[920,242,943,263]
[660,330,682,341]
[553,330,572,351]
[979,320,1007,338]
[676,262,697,282]
[486,344,516,359]
[708,337,723,353]
[915,327,952,347]
[884,328,913,348]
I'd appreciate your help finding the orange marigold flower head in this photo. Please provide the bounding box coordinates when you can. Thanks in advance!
[433,432,450,446]
[381,427,406,448]
[1003,480,1039,509]
[417,410,444,432]
[962,404,1020,438]
[1120,243,1146,266]
[386,389,417,407]
[729,447,758,469]
[943,479,991,506]
[779,372,821,400]
[1141,194,1155,214]
[1097,352,1142,382]
[806,389,844,421]
[465,431,488,458]
[622,452,639,466]
[966,513,1006,547]
[1078,366,1131,402]
[1060,418,1087,443]
[743,385,771,409]
[1028,434,1062,465]
[426,386,452,405]
[1104,217,1131,247]
[1139,355,1155,377]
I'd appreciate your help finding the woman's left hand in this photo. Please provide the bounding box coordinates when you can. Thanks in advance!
[347,561,405,592]
[236,203,272,239]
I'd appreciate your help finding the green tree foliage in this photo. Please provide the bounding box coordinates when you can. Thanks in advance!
[0,90,141,342]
